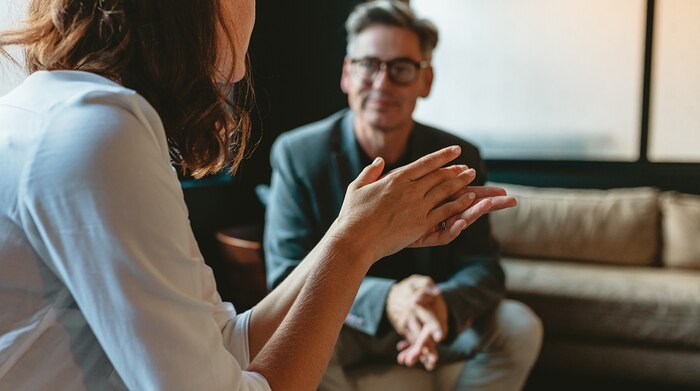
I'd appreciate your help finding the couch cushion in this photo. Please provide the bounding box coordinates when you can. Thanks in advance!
[660,192,700,269]
[490,183,659,266]
[503,257,700,348]
[537,339,700,386]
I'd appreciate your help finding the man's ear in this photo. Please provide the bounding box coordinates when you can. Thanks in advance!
[340,57,352,94]
[419,66,434,98]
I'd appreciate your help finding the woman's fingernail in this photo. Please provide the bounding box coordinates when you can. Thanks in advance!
[451,146,461,154]
[468,192,476,199]
[372,157,382,166]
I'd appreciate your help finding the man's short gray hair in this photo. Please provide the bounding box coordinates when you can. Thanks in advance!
[345,0,439,60]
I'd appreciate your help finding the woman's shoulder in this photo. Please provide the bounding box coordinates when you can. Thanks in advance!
[7,70,160,135]
[15,71,172,191]
[25,71,167,151]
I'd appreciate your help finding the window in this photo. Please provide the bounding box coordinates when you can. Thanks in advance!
[411,0,648,161]
[648,0,700,162]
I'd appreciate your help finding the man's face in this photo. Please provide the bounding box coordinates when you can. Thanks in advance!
[341,25,433,133]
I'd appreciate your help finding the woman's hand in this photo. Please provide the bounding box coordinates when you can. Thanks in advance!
[330,146,510,264]
[410,185,517,247]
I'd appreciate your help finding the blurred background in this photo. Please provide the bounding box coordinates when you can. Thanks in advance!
[2,1,699,389]
[3,0,699,217]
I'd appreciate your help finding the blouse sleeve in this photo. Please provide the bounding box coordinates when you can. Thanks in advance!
[18,89,270,391]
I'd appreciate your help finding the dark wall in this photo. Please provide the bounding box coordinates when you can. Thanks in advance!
[184,0,362,303]
[236,0,363,202]
[488,160,700,195]
[205,0,365,230]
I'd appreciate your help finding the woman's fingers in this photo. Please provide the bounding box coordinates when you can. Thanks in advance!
[428,192,486,226]
[413,164,469,193]
[429,190,517,227]
[410,212,469,247]
[451,195,517,218]
[396,146,461,182]
[452,199,495,227]
[348,157,385,191]
[423,168,476,206]
[409,186,516,248]
[466,186,507,199]
[483,195,518,213]
[438,186,508,206]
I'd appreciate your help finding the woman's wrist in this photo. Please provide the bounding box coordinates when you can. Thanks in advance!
[323,219,377,269]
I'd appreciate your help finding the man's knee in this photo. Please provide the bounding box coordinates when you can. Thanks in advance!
[494,299,543,365]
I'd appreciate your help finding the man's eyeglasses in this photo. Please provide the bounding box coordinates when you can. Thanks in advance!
[349,57,430,86]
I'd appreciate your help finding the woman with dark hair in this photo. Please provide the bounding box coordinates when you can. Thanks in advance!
[0,0,515,390]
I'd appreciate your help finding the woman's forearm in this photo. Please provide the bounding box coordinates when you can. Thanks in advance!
[247,225,371,390]
[246,234,334,358]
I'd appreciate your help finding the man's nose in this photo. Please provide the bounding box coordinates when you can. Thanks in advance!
[371,64,391,89]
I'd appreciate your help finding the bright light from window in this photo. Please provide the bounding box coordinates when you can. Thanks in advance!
[412,0,646,161]
[648,0,700,162]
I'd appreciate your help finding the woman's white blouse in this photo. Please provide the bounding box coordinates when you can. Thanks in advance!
[0,71,270,390]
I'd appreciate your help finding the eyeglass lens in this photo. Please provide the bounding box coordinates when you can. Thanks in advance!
[352,58,423,85]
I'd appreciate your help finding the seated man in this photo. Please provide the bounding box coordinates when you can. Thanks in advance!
[264,1,543,390]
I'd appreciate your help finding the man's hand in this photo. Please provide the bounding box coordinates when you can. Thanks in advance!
[387,275,449,370]
[396,324,439,370]
[387,275,447,340]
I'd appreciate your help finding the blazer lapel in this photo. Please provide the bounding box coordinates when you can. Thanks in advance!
[408,121,433,162]
[329,110,362,214]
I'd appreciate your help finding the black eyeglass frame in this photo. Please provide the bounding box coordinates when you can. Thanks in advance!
[349,56,430,86]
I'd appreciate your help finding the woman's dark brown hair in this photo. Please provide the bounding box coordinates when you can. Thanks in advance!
[0,0,253,178]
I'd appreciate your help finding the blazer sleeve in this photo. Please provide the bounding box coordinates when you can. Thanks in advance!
[264,136,322,290]
[264,136,394,337]
[345,276,395,336]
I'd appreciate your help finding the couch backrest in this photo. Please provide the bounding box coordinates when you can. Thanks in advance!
[489,183,660,266]
[660,192,700,269]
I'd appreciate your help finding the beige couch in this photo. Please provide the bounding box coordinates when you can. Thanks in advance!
[490,183,700,387]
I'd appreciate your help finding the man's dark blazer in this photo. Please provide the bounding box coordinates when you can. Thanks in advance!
[264,109,505,339]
